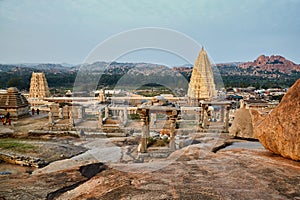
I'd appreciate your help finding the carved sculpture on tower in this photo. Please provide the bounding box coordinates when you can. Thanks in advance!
[29,72,50,99]
[187,47,217,104]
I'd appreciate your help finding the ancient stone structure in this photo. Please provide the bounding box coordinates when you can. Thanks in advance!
[69,111,74,127]
[29,72,50,99]
[254,78,300,161]
[58,108,64,119]
[137,106,178,153]
[98,89,106,103]
[48,111,55,126]
[169,110,177,151]
[187,47,217,103]
[138,108,149,153]
[0,87,30,119]
[229,108,256,139]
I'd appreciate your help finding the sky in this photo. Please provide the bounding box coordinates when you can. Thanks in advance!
[0,0,300,66]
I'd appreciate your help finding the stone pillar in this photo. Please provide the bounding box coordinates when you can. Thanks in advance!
[201,105,209,129]
[195,108,201,125]
[123,107,128,126]
[200,103,205,126]
[64,105,69,119]
[98,89,105,103]
[145,112,150,138]
[78,106,83,119]
[105,107,109,118]
[224,105,230,132]
[150,113,157,127]
[202,110,209,129]
[48,111,55,126]
[58,108,63,119]
[240,99,245,109]
[69,111,74,127]
[51,104,59,117]
[98,109,103,128]
[169,110,177,152]
[119,110,123,121]
[139,109,149,153]
[220,106,225,123]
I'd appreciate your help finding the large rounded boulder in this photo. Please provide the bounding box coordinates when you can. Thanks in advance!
[255,79,300,161]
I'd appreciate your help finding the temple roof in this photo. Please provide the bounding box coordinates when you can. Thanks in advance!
[0,87,29,108]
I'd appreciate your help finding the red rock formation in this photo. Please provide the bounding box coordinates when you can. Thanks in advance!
[255,78,300,161]
[239,55,300,74]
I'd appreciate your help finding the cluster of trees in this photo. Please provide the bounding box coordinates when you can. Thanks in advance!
[177,68,300,89]
[222,74,300,89]
[0,71,77,91]
[0,72,31,90]
[1,63,300,93]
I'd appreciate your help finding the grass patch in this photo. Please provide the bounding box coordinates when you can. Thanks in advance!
[0,139,36,152]
[147,137,169,147]
[129,114,140,120]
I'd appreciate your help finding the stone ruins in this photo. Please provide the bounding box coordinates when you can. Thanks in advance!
[27,47,235,159]
[7,47,297,162]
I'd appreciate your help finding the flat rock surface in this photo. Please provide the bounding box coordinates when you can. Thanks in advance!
[0,139,87,164]
[1,142,299,200]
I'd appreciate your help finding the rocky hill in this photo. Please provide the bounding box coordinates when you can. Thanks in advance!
[238,55,300,74]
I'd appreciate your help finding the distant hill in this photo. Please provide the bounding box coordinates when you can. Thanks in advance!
[1,55,300,90]
[238,55,300,74]
[173,55,300,89]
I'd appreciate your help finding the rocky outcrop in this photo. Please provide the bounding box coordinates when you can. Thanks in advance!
[229,108,256,139]
[239,54,300,74]
[255,79,300,161]
[0,128,14,137]
[1,138,300,199]
[0,152,48,168]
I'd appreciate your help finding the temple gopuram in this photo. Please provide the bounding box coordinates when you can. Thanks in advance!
[29,72,50,99]
[187,47,217,104]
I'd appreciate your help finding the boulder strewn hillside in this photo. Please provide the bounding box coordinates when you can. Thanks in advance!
[238,55,300,74]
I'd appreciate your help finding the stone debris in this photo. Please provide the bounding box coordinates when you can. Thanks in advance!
[0,152,48,168]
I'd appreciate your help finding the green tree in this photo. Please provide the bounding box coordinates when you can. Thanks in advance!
[7,77,25,89]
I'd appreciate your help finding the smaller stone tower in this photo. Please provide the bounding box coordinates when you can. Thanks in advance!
[29,72,50,99]
[0,87,30,119]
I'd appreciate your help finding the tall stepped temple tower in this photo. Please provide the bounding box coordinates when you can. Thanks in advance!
[187,47,217,104]
[29,72,50,99]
